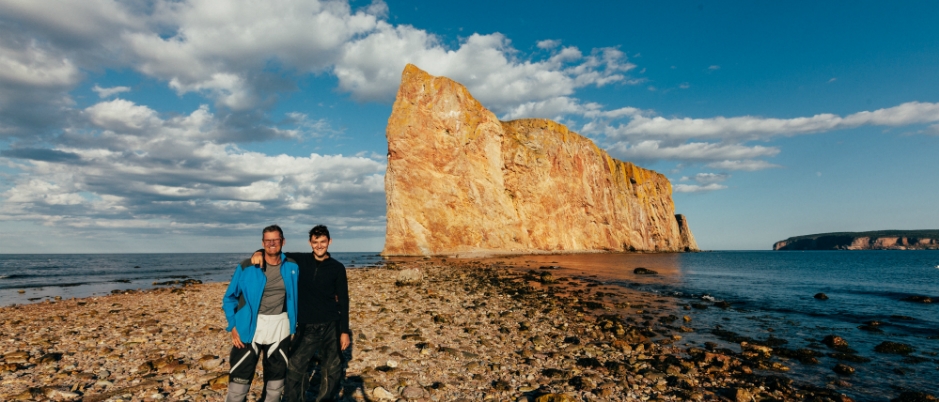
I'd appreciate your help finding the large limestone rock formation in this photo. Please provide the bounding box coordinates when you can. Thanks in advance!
[382,64,698,256]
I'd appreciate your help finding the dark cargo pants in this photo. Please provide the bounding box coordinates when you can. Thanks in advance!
[284,321,342,402]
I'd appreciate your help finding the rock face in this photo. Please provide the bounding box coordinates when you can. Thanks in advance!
[382,64,698,256]
[773,230,939,250]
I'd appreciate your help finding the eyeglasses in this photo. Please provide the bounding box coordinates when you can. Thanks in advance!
[263,239,283,244]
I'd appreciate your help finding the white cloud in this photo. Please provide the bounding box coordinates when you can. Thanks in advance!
[610,101,939,142]
[608,140,779,162]
[335,29,636,110]
[674,183,727,193]
[1,102,388,238]
[706,160,782,171]
[708,65,720,70]
[537,39,561,49]
[689,172,729,184]
[92,84,131,98]
[84,99,161,132]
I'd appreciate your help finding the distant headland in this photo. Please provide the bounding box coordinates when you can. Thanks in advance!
[773,230,939,250]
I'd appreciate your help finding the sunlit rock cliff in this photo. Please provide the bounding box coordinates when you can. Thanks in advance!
[382,64,698,256]
[774,230,939,250]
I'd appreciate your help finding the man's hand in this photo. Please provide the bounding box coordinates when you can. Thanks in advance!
[231,328,245,348]
[250,251,263,266]
[340,333,351,350]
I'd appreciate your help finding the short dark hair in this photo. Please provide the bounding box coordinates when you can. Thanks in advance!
[308,225,330,240]
[263,224,284,239]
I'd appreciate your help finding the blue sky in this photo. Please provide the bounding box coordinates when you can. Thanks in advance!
[1,0,937,253]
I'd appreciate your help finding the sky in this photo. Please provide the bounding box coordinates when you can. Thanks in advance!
[0,0,937,253]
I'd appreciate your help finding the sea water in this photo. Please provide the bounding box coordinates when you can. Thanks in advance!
[0,251,383,305]
[495,251,938,400]
[1,250,936,399]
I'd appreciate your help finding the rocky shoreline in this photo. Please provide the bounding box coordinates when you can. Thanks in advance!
[1,260,935,401]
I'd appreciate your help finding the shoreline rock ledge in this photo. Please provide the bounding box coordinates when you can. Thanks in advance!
[382,64,698,256]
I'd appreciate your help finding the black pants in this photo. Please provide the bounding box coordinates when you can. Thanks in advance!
[284,321,342,402]
[228,335,291,383]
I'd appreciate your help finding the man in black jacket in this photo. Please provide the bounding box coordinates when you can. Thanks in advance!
[284,225,350,402]
[255,225,350,402]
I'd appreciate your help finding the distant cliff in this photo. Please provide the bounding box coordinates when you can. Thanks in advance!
[382,64,698,256]
[773,230,939,250]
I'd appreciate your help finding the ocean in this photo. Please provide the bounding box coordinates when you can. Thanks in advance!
[1,250,936,399]
[0,251,383,305]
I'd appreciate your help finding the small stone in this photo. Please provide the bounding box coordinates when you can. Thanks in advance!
[891,391,939,402]
[735,388,753,402]
[493,379,511,391]
[633,267,658,275]
[814,293,829,300]
[395,268,423,286]
[900,295,932,303]
[822,335,849,349]
[400,385,424,399]
[833,363,855,375]
[371,386,395,400]
[535,393,577,402]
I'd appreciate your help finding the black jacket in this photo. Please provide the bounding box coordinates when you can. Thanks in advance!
[287,252,350,334]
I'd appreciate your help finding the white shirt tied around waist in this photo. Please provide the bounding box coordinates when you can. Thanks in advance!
[252,312,290,344]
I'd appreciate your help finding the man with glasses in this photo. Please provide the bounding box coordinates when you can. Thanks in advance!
[222,225,299,402]
[251,225,350,402]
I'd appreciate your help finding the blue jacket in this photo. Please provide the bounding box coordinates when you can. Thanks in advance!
[222,254,299,343]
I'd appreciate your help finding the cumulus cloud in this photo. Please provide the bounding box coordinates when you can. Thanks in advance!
[92,84,131,98]
[537,39,561,49]
[0,102,387,239]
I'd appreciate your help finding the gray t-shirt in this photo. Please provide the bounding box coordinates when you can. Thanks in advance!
[258,263,286,315]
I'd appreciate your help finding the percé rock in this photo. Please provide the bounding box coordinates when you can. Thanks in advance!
[382,64,698,256]
[773,230,939,250]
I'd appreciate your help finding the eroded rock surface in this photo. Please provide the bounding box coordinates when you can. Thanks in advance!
[383,64,698,256]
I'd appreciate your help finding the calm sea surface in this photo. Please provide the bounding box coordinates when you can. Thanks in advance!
[1,250,936,399]
[0,252,383,305]
[489,251,938,400]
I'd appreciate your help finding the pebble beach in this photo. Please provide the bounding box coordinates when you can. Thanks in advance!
[0,259,935,401]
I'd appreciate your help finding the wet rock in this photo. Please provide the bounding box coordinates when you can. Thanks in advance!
[539,271,557,284]
[775,347,821,364]
[822,335,849,349]
[814,293,829,300]
[833,363,855,375]
[891,392,939,402]
[734,387,755,402]
[633,267,658,275]
[900,295,932,303]
[874,341,914,355]
[858,324,884,333]
[740,342,772,359]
